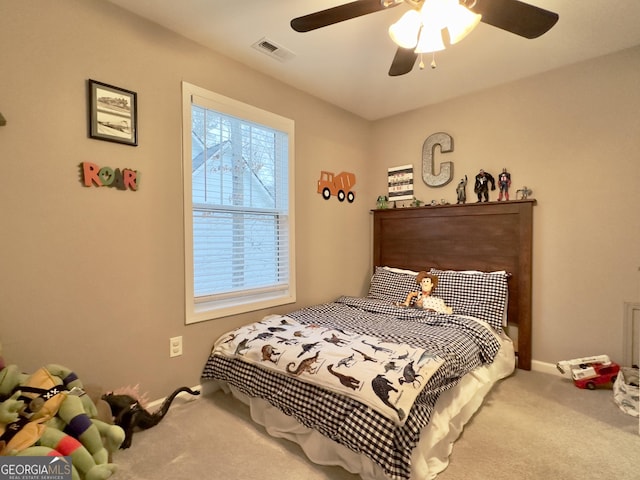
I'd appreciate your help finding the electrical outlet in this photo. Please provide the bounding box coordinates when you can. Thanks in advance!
[170,336,183,357]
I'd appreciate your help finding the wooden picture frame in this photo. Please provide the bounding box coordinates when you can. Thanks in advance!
[88,79,137,146]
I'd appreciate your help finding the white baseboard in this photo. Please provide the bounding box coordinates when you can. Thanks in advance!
[147,384,203,410]
[531,359,563,377]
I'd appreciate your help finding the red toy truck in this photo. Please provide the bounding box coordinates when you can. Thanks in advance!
[556,355,620,390]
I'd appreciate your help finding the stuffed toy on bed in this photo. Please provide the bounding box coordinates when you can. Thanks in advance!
[395,271,453,315]
[0,345,123,480]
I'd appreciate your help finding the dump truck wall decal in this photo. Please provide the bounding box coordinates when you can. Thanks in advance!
[317,171,356,203]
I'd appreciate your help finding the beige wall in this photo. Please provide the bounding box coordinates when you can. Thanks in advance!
[0,1,638,400]
[0,0,373,399]
[370,46,640,366]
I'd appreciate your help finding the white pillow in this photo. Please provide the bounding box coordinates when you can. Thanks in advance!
[381,266,420,276]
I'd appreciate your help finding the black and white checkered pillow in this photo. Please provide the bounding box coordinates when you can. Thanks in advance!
[367,266,419,304]
[430,269,508,330]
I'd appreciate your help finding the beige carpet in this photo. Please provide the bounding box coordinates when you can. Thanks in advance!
[112,369,639,480]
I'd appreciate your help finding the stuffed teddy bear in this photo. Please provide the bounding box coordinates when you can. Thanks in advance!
[0,345,124,480]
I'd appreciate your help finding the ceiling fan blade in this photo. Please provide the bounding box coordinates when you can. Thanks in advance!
[388,47,418,76]
[468,0,559,39]
[291,0,401,33]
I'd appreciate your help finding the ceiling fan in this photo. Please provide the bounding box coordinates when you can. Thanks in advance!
[290,0,559,76]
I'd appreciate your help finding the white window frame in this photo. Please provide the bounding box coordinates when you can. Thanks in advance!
[182,82,296,323]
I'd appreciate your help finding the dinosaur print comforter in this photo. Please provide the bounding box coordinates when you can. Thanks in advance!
[212,314,445,425]
[202,296,502,480]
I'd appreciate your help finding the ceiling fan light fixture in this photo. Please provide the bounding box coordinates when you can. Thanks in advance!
[291,0,559,77]
[388,9,422,48]
[390,0,478,54]
[419,0,449,29]
[415,22,446,53]
[446,1,481,44]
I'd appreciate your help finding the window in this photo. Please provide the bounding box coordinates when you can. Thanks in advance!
[182,82,295,323]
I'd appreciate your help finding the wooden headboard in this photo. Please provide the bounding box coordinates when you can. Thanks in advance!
[372,200,535,370]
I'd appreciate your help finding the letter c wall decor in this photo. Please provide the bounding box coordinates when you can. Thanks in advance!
[422,132,454,187]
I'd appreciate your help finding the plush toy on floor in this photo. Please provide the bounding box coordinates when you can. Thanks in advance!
[0,345,124,480]
[102,385,200,449]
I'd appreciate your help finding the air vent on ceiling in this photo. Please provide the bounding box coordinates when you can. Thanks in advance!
[251,37,296,62]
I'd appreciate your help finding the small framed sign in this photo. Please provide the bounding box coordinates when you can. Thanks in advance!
[88,79,137,146]
[388,164,414,202]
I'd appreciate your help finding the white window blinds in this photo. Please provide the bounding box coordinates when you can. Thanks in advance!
[183,84,295,322]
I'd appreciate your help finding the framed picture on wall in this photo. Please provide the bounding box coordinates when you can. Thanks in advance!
[88,79,138,146]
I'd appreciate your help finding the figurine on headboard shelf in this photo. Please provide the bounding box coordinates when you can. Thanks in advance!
[395,271,453,314]
[516,186,532,200]
[498,168,511,201]
[456,175,467,204]
[474,169,495,202]
[376,195,389,209]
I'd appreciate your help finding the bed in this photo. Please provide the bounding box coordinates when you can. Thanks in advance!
[201,200,535,480]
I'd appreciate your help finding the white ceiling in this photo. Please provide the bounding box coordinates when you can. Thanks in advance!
[106,0,640,120]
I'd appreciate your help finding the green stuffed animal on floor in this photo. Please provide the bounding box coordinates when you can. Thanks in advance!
[0,345,124,480]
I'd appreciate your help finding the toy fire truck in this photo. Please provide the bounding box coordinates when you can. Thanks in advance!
[556,354,620,390]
